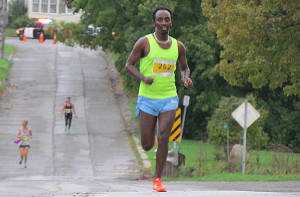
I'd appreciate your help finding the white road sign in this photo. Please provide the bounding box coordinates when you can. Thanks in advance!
[232,102,260,129]
[183,95,190,106]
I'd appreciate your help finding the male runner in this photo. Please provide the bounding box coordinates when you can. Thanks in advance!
[125,7,193,192]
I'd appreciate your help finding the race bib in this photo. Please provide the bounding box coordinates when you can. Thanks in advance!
[65,109,71,113]
[152,59,175,77]
[21,136,28,140]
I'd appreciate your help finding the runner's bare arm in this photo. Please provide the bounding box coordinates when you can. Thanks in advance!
[29,129,33,139]
[72,104,78,118]
[178,41,193,88]
[125,37,153,85]
[17,129,22,138]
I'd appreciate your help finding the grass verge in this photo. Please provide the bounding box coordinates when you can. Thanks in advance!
[0,58,11,80]
[0,44,15,97]
[0,84,5,97]
[128,97,300,181]
[164,173,300,181]
[4,44,16,54]
[5,28,17,37]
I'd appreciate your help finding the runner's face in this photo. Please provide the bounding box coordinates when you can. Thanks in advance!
[154,10,172,35]
[66,98,70,103]
[22,121,26,127]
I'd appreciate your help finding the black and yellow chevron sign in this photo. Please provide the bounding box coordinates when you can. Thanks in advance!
[169,108,182,142]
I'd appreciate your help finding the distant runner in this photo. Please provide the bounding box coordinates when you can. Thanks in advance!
[125,7,193,192]
[17,120,33,168]
[60,97,78,133]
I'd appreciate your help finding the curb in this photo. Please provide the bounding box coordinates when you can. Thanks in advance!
[99,50,151,170]
[8,53,13,61]
[133,136,151,169]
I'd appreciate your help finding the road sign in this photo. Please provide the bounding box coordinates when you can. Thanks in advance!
[183,95,190,106]
[232,100,260,175]
[231,102,260,129]
[170,108,181,142]
[223,124,229,129]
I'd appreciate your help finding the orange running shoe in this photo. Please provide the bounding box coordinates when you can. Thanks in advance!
[153,178,167,192]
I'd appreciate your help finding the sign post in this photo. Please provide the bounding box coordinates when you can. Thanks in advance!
[231,100,260,175]
[242,101,248,175]
[223,124,229,162]
[178,95,190,152]
[164,96,189,176]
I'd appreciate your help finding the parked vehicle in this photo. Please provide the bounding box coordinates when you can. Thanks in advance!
[16,18,54,41]
[83,24,103,36]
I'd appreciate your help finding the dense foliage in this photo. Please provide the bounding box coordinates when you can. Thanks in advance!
[9,15,35,29]
[8,0,28,27]
[57,0,299,151]
[207,95,269,150]
[201,0,300,96]
[57,0,241,140]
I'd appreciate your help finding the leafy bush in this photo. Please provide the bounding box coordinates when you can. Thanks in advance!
[9,15,35,29]
[207,95,269,150]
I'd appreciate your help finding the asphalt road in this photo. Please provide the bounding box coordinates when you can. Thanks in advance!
[0,38,299,197]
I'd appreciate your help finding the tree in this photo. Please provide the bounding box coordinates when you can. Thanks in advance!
[58,1,299,151]
[202,0,300,96]
[171,0,244,139]
[255,88,300,152]
[59,0,245,140]
[8,0,28,24]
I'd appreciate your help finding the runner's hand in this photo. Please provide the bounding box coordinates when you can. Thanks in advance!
[75,115,78,119]
[183,77,193,88]
[143,77,154,85]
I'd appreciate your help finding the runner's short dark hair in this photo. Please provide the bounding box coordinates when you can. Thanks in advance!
[152,6,173,21]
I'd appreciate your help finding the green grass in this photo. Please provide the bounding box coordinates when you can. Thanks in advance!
[0,84,4,98]
[0,44,15,80]
[164,173,300,181]
[4,44,16,54]
[0,58,11,80]
[5,28,17,37]
[128,98,300,181]
[129,98,139,122]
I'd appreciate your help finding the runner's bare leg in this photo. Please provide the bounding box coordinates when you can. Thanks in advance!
[140,111,157,151]
[19,148,24,160]
[155,109,176,178]
[24,147,29,164]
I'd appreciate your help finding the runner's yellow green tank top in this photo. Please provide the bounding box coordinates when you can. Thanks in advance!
[138,34,178,99]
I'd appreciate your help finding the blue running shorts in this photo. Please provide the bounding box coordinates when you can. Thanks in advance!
[136,96,179,117]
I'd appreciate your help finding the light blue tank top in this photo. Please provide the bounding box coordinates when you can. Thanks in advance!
[20,127,30,146]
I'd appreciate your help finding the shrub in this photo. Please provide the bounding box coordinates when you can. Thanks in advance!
[207,95,269,150]
[9,15,35,29]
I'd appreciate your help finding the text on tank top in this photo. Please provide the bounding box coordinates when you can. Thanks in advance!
[20,127,30,146]
[65,104,72,114]
[138,34,179,99]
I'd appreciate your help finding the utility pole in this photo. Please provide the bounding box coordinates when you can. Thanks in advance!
[0,0,7,59]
